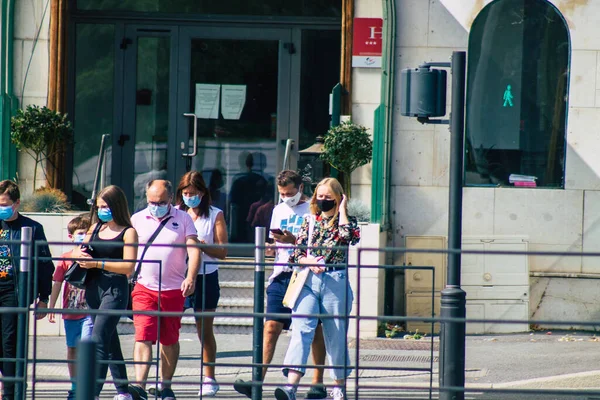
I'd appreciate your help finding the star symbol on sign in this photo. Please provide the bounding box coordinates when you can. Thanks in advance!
[0,271,8,278]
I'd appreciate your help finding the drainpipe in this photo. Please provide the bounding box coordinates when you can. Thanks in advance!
[0,0,18,181]
[370,0,396,226]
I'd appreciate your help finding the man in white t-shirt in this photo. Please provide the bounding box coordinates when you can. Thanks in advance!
[234,170,327,399]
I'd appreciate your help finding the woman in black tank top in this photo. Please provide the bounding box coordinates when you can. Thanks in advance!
[72,185,138,400]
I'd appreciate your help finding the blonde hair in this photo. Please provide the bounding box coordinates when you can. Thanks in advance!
[309,177,344,226]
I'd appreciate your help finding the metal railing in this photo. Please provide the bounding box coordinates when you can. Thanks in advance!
[3,227,600,399]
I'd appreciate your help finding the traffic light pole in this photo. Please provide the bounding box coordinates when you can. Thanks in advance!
[439,50,467,400]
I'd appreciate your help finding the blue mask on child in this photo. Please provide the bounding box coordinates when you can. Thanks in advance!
[149,204,169,219]
[0,205,14,221]
[183,195,201,209]
[97,208,113,222]
[74,233,86,243]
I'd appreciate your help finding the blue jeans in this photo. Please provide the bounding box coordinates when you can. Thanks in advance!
[282,270,353,380]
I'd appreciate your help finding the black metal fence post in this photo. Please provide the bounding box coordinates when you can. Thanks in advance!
[439,50,467,400]
[253,227,266,400]
[15,226,32,400]
[76,340,97,400]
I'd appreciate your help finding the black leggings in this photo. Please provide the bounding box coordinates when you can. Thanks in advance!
[0,288,17,399]
[86,274,129,396]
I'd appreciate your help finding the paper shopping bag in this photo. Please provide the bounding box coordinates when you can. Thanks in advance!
[282,267,309,309]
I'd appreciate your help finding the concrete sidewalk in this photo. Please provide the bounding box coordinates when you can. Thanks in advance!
[23,330,600,399]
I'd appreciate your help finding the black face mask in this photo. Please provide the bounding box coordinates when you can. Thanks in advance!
[317,199,336,212]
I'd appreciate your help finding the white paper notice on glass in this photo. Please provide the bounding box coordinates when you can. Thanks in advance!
[195,84,220,119]
[221,85,246,120]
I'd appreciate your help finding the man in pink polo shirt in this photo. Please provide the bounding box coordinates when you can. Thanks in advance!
[129,180,201,400]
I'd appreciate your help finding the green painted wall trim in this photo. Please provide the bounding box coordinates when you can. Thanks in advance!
[370,0,396,226]
[370,104,384,223]
[0,0,18,181]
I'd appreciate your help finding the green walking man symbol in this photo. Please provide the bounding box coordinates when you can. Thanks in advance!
[503,84,514,107]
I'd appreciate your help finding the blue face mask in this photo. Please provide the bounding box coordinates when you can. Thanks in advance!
[183,194,201,209]
[74,233,86,243]
[97,208,113,222]
[0,205,14,221]
[149,204,170,219]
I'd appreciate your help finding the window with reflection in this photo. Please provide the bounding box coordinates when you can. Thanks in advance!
[76,0,341,17]
[71,24,115,209]
[465,0,569,188]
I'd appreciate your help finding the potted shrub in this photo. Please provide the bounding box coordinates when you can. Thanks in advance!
[21,186,72,213]
[320,121,373,197]
[10,105,73,191]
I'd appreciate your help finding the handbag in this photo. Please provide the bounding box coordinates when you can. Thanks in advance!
[64,222,103,289]
[127,216,173,316]
[282,215,315,309]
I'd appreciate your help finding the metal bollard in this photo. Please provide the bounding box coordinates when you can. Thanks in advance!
[76,340,97,400]
[252,227,266,400]
[15,226,32,400]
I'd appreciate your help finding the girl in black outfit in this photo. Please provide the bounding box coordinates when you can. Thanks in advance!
[72,185,138,400]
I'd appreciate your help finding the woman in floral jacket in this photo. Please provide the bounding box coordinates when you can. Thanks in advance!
[275,177,360,400]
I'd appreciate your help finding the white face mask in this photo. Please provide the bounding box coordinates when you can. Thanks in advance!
[280,191,302,208]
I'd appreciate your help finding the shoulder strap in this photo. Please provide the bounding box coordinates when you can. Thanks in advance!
[307,215,315,257]
[131,215,173,282]
[90,221,104,240]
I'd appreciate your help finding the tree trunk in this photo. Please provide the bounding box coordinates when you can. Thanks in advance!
[33,154,39,192]
[343,171,352,198]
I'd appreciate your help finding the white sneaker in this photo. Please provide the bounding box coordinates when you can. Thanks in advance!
[198,377,220,397]
[113,394,133,400]
[330,387,344,400]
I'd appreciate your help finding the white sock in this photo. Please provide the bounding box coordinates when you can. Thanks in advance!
[286,385,297,393]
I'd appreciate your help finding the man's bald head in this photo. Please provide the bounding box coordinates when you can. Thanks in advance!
[146,180,173,204]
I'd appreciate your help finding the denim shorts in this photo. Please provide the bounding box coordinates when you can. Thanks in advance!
[266,271,293,330]
[64,315,94,348]
[185,270,221,311]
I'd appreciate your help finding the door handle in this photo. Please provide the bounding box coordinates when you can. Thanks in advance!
[117,134,130,147]
[282,138,294,171]
[182,113,198,157]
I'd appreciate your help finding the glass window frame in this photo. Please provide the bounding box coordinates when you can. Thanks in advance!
[464,0,570,189]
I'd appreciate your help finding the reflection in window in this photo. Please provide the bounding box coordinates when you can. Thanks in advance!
[297,29,341,193]
[72,24,115,209]
[188,39,279,244]
[76,0,341,17]
[465,0,569,188]
[132,36,170,211]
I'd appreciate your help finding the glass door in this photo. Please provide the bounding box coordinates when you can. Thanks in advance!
[176,27,296,245]
[119,25,179,211]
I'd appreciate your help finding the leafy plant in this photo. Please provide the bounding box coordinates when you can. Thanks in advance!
[10,105,73,191]
[404,329,426,340]
[384,323,404,338]
[320,121,373,197]
[21,187,71,213]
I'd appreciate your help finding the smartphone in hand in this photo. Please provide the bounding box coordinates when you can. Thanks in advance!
[270,228,284,235]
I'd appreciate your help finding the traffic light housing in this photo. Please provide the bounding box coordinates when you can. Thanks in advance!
[399,67,447,118]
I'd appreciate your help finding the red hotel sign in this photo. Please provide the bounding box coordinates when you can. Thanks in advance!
[352,17,383,68]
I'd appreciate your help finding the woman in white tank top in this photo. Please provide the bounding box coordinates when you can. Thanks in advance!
[175,171,228,397]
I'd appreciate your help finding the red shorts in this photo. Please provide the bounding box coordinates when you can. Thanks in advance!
[131,283,185,346]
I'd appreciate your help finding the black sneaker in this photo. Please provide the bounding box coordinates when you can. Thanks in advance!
[275,386,296,400]
[148,385,161,397]
[161,387,176,400]
[233,379,253,399]
[128,384,148,400]
[305,385,327,399]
